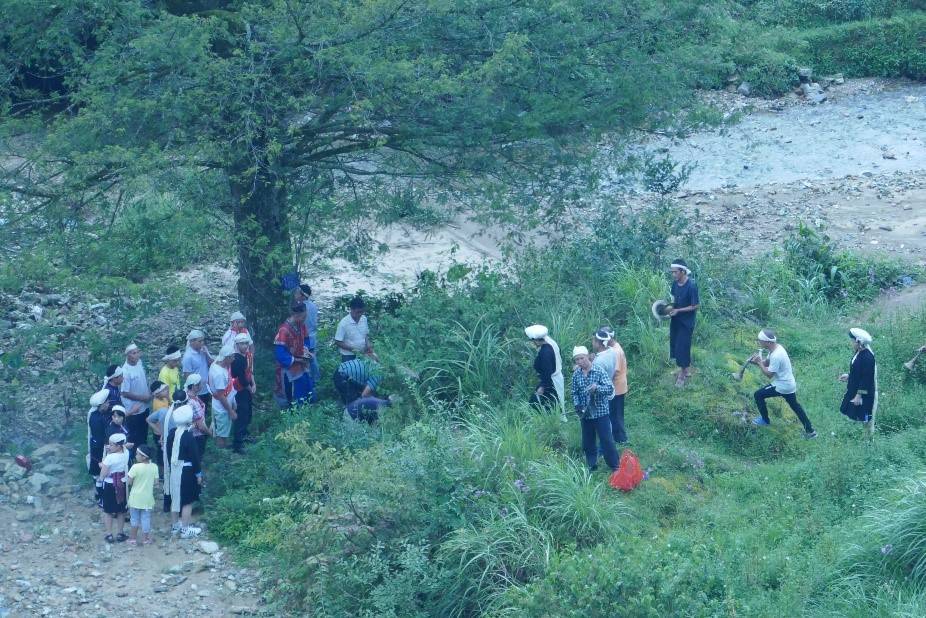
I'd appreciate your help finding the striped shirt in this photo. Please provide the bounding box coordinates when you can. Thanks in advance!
[336,359,380,391]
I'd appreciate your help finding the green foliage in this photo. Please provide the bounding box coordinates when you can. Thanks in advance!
[738,48,800,97]
[799,13,926,78]
[784,223,908,301]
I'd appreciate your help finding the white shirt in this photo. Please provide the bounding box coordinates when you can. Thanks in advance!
[101,450,129,483]
[591,347,617,400]
[768,345,797,394]
[121,360,149,413]
[208,362,235,414]
[335,314,369,357]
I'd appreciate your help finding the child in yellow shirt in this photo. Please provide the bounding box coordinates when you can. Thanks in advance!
[126,445,158,545]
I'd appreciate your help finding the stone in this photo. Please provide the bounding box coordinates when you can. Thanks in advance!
[736,82,751,97]
[231,607,257,615]
[31,444,62,459]
[28,473,51,493]
[29,306,43,321]
[797,66,813,81]
[198,541,220,555]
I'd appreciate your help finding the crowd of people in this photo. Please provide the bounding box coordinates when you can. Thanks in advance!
[526,258,883,473]
[83,261,887,541]
[84,284,396,543]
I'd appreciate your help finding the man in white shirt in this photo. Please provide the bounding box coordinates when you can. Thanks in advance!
[121,343,152,457]
[208,346,237,449]
[750,329,816,439]
[334,296,378,362]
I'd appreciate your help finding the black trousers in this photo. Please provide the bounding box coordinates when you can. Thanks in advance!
[608,394,627,443]
[754,385,814,433]
[528,389,557,411]
[669,319,694,368]
[233,390,253,450]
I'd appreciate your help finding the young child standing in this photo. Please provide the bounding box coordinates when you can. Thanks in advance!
[146,381,170,479]
[126,444,158,545]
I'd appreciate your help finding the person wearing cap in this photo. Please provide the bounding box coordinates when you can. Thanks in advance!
[335,296,377,363]
[231,332,256,453]
[525,324,564,413]
[184,373,214,457]
[121,343,152,460]
[222,311,251,349]
[87,389,111,481]
[571,346,619,472]
[103,364,125,409]
[839,328,878,437]
[274,302,314,406]
[159,345,183,400]
[750,329,817,439]
[593,327,629,444]
[98,433,130,543]
[164,404,204,539]
[182,329,213,411]
[295,284,321,383]
[208,346,237,449]
[668,259,700,387]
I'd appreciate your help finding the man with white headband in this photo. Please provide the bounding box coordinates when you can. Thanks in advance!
[121,343,151,460]
[598,326,630,444]
[838,327,878,438]
[159,345,183,399]
[208,345,237,449]
[668,259,699,387]
[750,329,817,439]
[182,329,213,411]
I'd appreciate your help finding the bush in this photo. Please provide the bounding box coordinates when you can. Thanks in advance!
[737,48,800,97]
[784,224,907,301]
[799,13,926,78]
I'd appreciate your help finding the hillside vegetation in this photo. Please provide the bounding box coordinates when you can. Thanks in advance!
[205,218,926,616]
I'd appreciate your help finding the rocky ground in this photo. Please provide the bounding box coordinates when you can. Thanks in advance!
[0,444,261,617]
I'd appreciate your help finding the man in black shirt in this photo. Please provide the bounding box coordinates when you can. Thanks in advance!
[230,333,255,454]
[668,259,700,387]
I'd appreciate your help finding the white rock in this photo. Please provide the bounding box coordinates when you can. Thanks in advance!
[198,541,220,555]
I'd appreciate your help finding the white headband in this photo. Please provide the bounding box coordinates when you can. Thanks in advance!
[670,263,691,274]
[125,343,139,354]
[572,346,589,357]
[757,330,776,343]
[849,327,873,346]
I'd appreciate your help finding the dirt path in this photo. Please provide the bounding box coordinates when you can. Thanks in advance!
[0,445,261,617]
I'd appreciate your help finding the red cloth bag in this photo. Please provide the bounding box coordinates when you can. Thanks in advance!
[609,449,644,492]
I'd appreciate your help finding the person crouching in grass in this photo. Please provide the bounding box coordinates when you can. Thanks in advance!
[571,346,619,472]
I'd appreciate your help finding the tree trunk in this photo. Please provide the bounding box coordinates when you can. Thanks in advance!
[230,173,293,352]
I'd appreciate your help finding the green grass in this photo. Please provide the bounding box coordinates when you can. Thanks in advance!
[194,218,926,616]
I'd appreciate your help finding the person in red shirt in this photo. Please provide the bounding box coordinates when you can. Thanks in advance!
[274,303,314,406]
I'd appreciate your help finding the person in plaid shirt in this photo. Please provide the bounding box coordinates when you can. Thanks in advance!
[571,346,619,472]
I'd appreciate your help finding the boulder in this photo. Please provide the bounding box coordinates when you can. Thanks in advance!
[198,541,220,555]
[736,82,751,97]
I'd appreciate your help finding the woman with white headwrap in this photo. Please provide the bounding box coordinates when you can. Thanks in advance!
[839,328,878,435]
[525,324,565,414]
[164,404,203,539]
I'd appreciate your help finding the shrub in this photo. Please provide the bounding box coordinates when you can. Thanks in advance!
[528,458,625,547]
[737,48,799,97]
[799,13,926,79]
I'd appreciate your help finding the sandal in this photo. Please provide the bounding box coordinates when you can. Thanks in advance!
[104,534,115,544]
[115,533,128,543]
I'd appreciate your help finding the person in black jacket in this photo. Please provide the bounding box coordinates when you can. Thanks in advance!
[839,327,878,438]
[526,324,560,410]
[165,405,204,539]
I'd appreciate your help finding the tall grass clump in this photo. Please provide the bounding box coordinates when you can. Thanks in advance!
[438,505,554,617]
[528,458,624,547]
[864,475,926,587]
